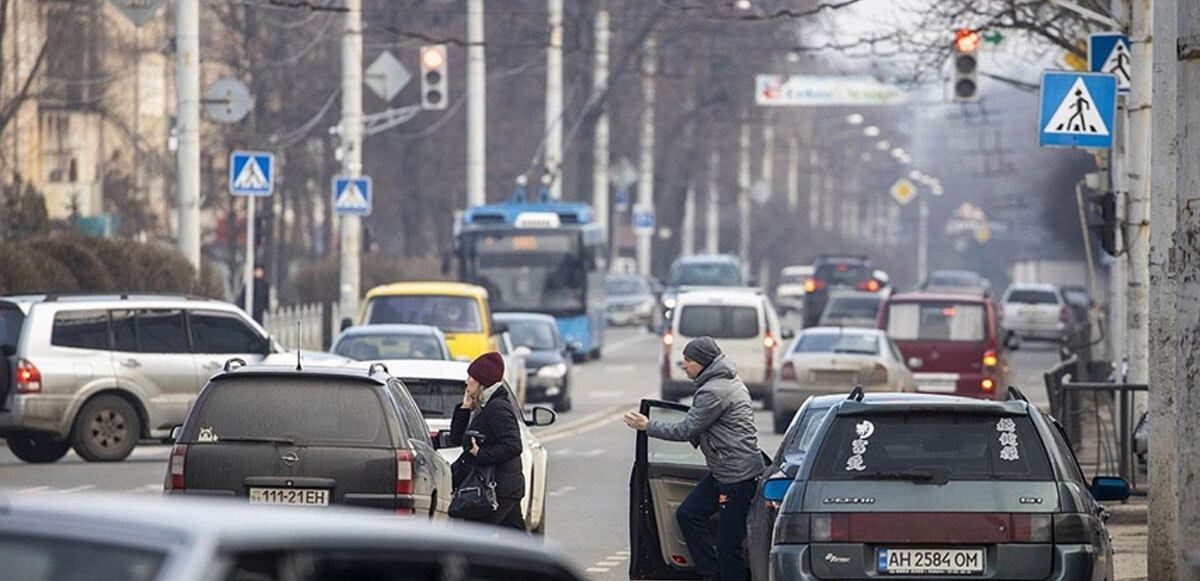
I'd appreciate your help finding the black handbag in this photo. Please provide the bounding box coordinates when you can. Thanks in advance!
[449,462,498,520]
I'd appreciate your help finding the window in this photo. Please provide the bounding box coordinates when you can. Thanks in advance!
[111,310,137,352]
[677,305,759,339]
[334,334,448,361]
[792,332,879,355]
[887,302,986,342]
[646,407,706,467]
[1048,420,1087,485]
[134,309,189,353]
[670,263,741,287]
[189,311,265,354]
[781,406,834,470]
[365,296,483,333]
[224,549,578,581]
[51,310,110,350]
[814,263,870,287]
[1005,289,1059,305]
[389,380,431,444]
[809,413,1053,481]
[0,303,25,348]
[823,296,882,318]
[505,320,558,351]
[0,534,165,581]
[189,378,390,447]
[605,277,647,296]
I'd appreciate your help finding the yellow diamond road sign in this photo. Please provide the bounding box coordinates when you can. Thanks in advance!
[890,178,917,205]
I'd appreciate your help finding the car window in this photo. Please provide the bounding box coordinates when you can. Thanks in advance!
[814,263,870,286]
[403,379,463,419]
[134,309,190,353]
[647,406,706,467]
[887,302,986,342]
[0,303,25,348]
[334,334,448,361]
[677,305,758,339]
[792,332,879,355]
[779,272,809,285]
[606,277,646,296]
[190,311,264,354]
[365,295,483,333]
[809,412,1053,481]
[389,379,432,443]
[1005,289,1059,304]
[1048,420,1088,485]
[930,272,979,287]
[824,296,881,318]
[670,263,741,287]
[0,534,165,581]
[781,406,833,468]
[188,377,391,447]
[225,549,577,581]
[505,320,558,351]
[51,310,111,350]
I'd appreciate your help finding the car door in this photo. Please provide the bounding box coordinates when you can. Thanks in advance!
[111,308,198,431]
[388,379,451,517]
[630,399,708,580]
[188,310,270,381]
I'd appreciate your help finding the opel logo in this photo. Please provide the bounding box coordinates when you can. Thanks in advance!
[281,452,300,466]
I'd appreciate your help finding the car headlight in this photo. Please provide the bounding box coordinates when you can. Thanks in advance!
[663,297,677,309]
[537,363,568,378]
[637,299,655,314]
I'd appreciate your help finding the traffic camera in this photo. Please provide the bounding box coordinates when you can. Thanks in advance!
[420,45,448,111]
[952,29,980,103]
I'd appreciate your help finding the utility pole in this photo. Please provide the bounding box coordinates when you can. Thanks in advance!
[1109,111,1128,369]
[917,191,929,285]
[681,183,695,257]
[738,123,751,277]
[466,0,486,207]
[176,0,201,271]
[786,135,799,213]
[808,151,820,230]
[635,36,656,275]
[545,0,564,198]
[706,150,720,254]
[761,124,775,205]
[591,5,610,236]
[338,0,364,315]
[1125,0,1152,395]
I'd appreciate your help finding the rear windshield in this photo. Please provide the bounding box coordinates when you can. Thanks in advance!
[606,277,646,296]
[779,272,809,285]
[188,378,392,447]
[1005,289,1059,305]
[0,534,165,581]
[814,263,870,287]
[792,332,879,355]
[809,413,1052,481]
[670,263,741,287]
[887,302,986,342]
[929,272,980,287]
[678,305,759,339]
[402,378,463,419]
[824,296,881,318]
[365,295,483,333]
[334,333,447,361]
[0,303,25,349]
[505,319,559,351]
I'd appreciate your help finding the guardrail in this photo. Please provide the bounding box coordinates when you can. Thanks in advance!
[263,302,344,351]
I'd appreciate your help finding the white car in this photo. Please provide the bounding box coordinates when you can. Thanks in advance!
[1000,283,1069,342]
[369,359,553,534]
[775,264,814,316]
[494,330,530,407]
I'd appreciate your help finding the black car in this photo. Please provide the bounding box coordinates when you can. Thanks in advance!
[495,312,578,412]
[165,361,452,518]
[802,255,882,328]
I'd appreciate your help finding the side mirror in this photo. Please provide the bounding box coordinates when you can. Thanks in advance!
[1091,476,1130,502]
[433,428,453,449]
[781,328,795,340]
[171,425,183,441]
[1005,332,1022,351]
[529,405,557,427]
[762,478,791,503]
[873,270,891,287]
[513,346,533,358]
[566,341,583,353]
[340,317,353,332]
[907,357,923,371]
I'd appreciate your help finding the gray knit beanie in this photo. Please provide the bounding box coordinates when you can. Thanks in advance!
[682,336,721,368]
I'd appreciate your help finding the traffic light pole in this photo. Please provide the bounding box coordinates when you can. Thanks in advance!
[545,0,564,198]
[339,0,364,317]
[635,36,656,276]
[467,0,486,208]
[592,6,610,243]
[176,0,201,272]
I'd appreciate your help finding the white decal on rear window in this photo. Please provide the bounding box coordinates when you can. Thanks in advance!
[198,427,219,442]
[846,420,875,471]
[996,418,1019,461]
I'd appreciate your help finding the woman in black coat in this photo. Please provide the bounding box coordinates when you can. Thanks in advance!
[449,351,526,530]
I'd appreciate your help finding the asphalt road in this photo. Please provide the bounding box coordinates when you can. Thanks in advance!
[0,326,1063,580]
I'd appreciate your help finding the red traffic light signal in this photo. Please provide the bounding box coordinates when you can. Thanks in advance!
[955,28,981,53]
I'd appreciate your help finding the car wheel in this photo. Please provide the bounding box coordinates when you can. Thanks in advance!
[589,347,602,361]
[553,389,572,413]
[6,430,71,463]
[773,411,791,435]
[71,394,140,462]
[532,501,547,535]
[760,389,774,411]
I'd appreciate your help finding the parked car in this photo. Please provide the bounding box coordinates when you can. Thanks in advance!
[748,392,975,581]
[920,269,992,296]
[767,389,1129,581]
[661,288,786,406]
[880,292,1016,400]
[373,359,556,534]
[0,294,344,464]
[493,329,530,408]
[771,327,914,433]
[496,312,578,411]
[332,324,451,361]
[605,273,661,328]
[775,265,814,317]
[802,255,887,328]
[816,290,884,328]
[164,362,453,518]
[1000,283,1071,343]
[0,491,583,581]
[660,254,745,316]
[357,282,496,360]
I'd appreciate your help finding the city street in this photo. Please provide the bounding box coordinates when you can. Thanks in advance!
[0,326,1063,578]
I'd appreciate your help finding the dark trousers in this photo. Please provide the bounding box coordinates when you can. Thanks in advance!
[478,497,527,531]
[676,473,756,581]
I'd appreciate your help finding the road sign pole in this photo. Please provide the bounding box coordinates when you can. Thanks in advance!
[176,0,201,272]
[917,193,928,285]
[545,0,564,199]
[636,36,656,275]
[467,0,486,208]
[592,7,611,252]
[339,0,364,317]
[244,196,256,316]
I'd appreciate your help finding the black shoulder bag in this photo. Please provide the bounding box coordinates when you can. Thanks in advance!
[448,460,498,520]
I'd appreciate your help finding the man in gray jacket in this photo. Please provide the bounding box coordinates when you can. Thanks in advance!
[624,336,764,581]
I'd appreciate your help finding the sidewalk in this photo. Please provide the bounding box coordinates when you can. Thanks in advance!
[1106,494,1148,580]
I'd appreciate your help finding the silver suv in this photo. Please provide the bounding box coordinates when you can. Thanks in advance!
[0,294,307,463]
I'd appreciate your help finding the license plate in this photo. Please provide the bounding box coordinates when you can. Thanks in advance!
[877,548,984,575]
[248,487,329,506]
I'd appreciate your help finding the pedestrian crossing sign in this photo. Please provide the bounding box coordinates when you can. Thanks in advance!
[333,176,372,216]
[1038,72,1118,149]
[1089,33,1131,93]
[229,151,274,196]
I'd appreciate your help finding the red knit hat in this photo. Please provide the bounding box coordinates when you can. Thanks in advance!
[468,351,505,386]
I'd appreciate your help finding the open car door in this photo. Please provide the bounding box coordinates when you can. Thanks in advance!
[629,399,707,580]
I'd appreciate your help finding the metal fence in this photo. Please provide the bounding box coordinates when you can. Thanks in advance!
[262,302,344,351]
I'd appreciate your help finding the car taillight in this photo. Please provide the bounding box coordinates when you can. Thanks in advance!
[763,334,776,381]
[396,450,414,495]
[763,334,776,350]
[1011,514,1053,543]
[15,359,41,394]
[662,332,674,377]
[981,378,995,391]
[662,330,675,347]
[857,280,880,292]
[169,444,187,491]
[983,349,998,368]
[1059,307,1069,323]
[810,513,850,542]
[867,362,888,384]
[781,361,796,382]
[804,278,823,293]
[1053,513,1096,544]
[772,513,811,545]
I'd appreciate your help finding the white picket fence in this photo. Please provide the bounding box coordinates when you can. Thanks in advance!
[263,302,344,351]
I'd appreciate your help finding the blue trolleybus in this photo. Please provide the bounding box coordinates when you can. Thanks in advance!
[454,197,606,360]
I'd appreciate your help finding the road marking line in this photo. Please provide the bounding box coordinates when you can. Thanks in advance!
[539,391,656,444]
[128,484,162,493]
[17,486,48,493]
[608,555,629,561]
[45,485,95,494]
[615,550,630,555]
[600,330,651,356]
[547,486,576,497]
[584,567,610,573]
[595,561,621,567]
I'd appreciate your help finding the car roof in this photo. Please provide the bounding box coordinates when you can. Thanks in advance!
[886,292,989,305]
[3,294,238,310]
[494,312,557,324]
[815,255,869,264]
[833,397,1033,417]
[672,254,739,266]
[212,364,391,385]
[781,265,814,274]
[800,326,884,337]
[675,288,764,306]
[338,324,445,337]
[364,282,488,300]
[826,290,883,300]
[1005,283,1060,292]
[350,359,470,382]
[804,392,978,409]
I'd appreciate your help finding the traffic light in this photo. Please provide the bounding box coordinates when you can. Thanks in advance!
[952,29,980,102]
[1089,192,1118,255]
[420,44,448,110]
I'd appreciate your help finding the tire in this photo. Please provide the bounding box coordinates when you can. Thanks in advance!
[532,502,546,536]
[71,394,140,462]
[760,389,774,411]
[553,388,573,413]
[773,411,791,435]
[589,347,602,361]
[6,431,71,463]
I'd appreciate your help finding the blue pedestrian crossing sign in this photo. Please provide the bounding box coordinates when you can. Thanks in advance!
[1038,72,1118,149]
[633,206,655,234]
[229,151,274,196]
[1089,33,1131,93]
[333,176,372,216]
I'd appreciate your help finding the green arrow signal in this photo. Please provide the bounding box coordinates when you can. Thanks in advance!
[983,30,1004,45]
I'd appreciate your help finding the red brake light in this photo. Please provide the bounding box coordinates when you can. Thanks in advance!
[866,280,880,292]
[169,444,187,491]
[15,359,41,394]
[981,378,995,391]
[803,278,818,293]
[1059,308,1069,323]
[983,349,998,368]
[781,361,796,382]
[662,331,675,347]
[810,513,850,542]
[1011,514,1053,543]
[396,450,414,495]
[763,334,776,350]
[942,307,957,316]
[836,264,849,272]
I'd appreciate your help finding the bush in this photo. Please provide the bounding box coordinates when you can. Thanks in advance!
[34,233,115,291]
[0,236,213,297]
[280,254,449,306]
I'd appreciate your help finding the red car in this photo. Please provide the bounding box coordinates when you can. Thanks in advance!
[877,292,1015,400]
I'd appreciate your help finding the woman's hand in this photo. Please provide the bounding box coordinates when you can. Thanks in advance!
[469,436,481,456]
[462,390,477,410]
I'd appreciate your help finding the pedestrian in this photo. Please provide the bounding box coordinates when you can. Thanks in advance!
[623,336,764,581]
[448,351,526,530]
[236,265,270,323]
